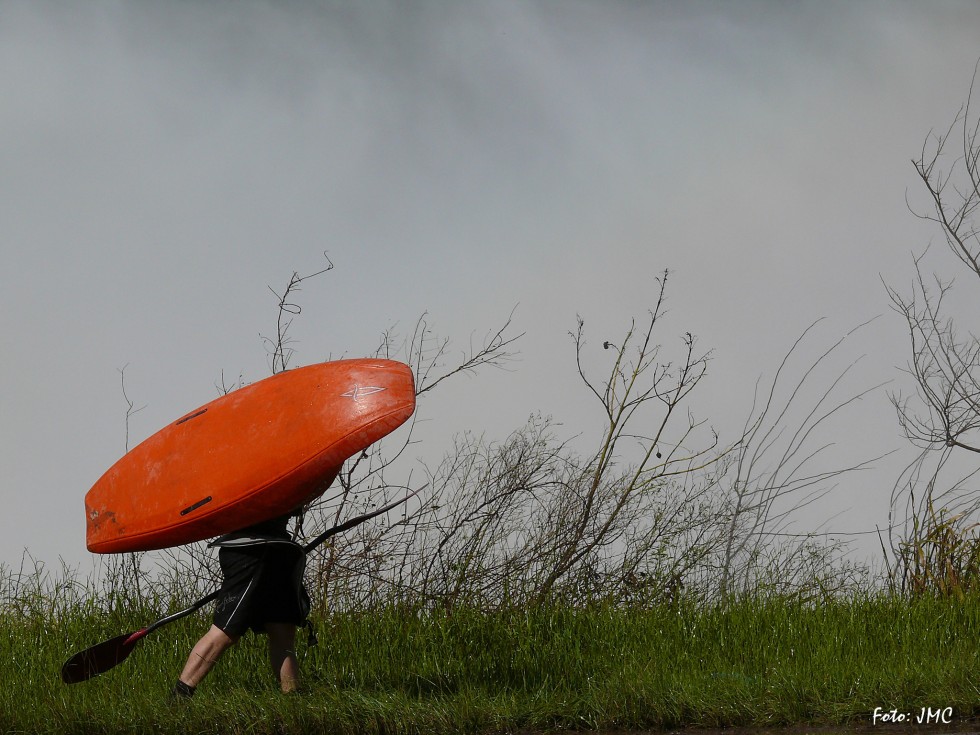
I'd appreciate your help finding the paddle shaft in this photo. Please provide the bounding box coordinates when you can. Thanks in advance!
[160,485,423,626]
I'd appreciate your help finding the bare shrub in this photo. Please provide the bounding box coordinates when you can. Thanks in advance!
[301,275,879,609]
[885,66,980,592]
[102,261,878,613]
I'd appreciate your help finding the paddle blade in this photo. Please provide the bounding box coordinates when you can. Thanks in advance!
[61,630,145,684]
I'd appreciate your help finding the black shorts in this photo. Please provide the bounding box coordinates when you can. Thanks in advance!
[212,540,309,637]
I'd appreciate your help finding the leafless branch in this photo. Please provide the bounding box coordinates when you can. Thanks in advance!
[262,251,334,374]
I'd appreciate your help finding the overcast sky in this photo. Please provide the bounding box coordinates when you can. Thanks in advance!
[3,0,980,572]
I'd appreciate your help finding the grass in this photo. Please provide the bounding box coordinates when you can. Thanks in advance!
[4,585,980,734]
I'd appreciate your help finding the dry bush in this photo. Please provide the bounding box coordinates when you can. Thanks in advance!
[110,264,877,612]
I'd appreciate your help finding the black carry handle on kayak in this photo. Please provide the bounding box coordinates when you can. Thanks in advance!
[60,485,424,684]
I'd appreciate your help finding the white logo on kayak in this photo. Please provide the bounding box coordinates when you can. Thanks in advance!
[341,385,387,401]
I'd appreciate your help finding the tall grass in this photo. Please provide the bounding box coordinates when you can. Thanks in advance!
[4,556,980,735]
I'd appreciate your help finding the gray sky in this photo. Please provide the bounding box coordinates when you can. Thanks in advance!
[3,0,979,571]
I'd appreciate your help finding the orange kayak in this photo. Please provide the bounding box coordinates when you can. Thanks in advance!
[85,359,415,553]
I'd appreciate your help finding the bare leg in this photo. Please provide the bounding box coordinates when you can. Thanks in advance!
[265,623,300,692]
[178,624,239,688]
